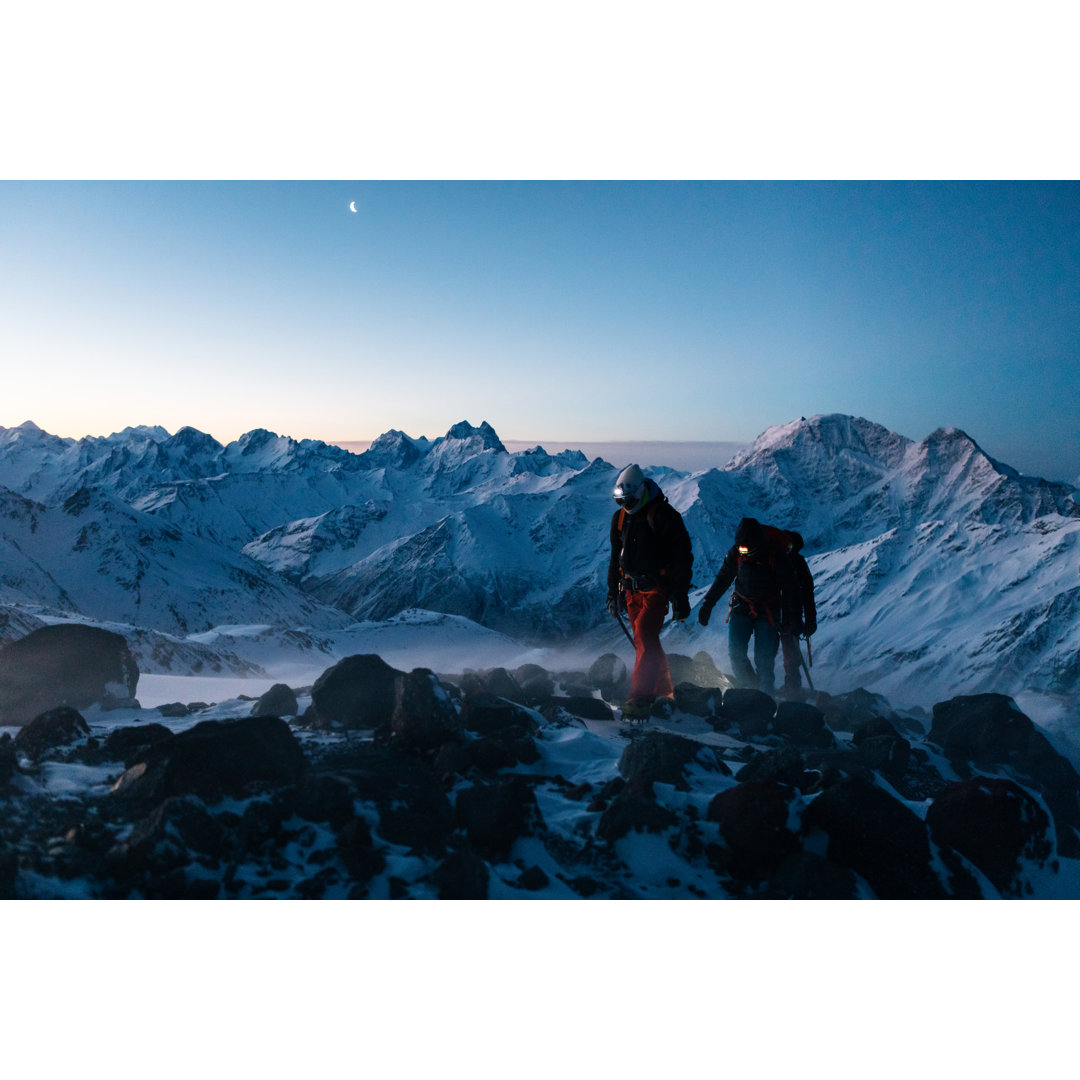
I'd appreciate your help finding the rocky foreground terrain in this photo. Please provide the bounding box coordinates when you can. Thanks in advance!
[2,625,1077,900]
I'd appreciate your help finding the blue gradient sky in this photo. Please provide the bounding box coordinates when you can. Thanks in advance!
[2,180,1078,481]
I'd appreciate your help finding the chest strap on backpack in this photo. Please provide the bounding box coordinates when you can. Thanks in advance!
[729,590,777,627]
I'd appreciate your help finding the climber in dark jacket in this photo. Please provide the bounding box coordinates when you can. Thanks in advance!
[696,516,799,697]
[606,464,693,718]
[779,530,817,699]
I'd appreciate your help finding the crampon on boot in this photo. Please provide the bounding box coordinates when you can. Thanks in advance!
[620,697,653,722]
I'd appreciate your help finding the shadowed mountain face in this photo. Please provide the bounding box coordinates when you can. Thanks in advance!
[0,414,1077,707]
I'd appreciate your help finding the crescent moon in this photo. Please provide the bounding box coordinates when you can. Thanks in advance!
[349,201,357,213]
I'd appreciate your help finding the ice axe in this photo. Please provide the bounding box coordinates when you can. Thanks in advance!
[798,635,815,692]
[614,606,634,646]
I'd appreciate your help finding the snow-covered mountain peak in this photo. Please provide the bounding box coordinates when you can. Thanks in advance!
[361,429,431,470]
[103,425,172,444]
[225,428,297,467]
[442,420,507,453]
[900,426,1077,527]
[0,421,70,449]
[168,426,223,453]
[220,428,361,477]
[731,414,912,478]
[420,421,511,492]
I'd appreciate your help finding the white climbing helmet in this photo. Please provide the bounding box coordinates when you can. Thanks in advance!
[613,463,647,513]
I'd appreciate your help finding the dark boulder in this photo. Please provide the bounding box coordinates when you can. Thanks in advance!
[513,663,556,704]
[467,729,540,773]
[378,782,456,856]
[391,669,462,750]
[856,734,911,780]
[110,715,306,806]
[667,651,729,689]
[587,653,630,703]
[801,775,949,899]
[706,781,801,881]
[735,745,810,789]
[618,730,730,792]
[432,741,473,778]
[315,742,455,856]
[0,624,139,726]
[250,683,299,717]
[432,849,490,899]
[815,688,910,734]
[304,654,403,730]
[102,723,174,767]
[596,788,678,843]
[13,706,90,763]
[551,696,614,723]
[336,817,386,887]
[477,667,526,703]
[673,683,724,718]
[852,717,911,783]
[773,701,835,748]
[722,688,776,739]
[762,851,861,899]
[927,777,1055,896]
[929,694,1080,857]
[231,794,294,859]
[461,691,539,735]
[517,865,550,891]
[455,776,539,860]
[294,771,357,828]
[116,795,230,874]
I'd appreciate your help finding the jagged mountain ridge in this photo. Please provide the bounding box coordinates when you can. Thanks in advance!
[0,414,1077,707]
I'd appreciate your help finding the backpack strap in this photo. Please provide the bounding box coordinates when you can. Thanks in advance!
[618,501,664,591]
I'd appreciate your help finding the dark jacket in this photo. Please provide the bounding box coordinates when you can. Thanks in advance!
[701,517,800,629]
[607,480,693,598]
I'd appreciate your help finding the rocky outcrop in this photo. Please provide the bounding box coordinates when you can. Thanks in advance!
[1,647,1077,900]
[926,777,1055,896]
[303,654,403,730]
[707,781,802,881]
[929,694,1080,856]
[251,683,299,718]
[14,706,91,763]
[111,715,306,806]
[0,624,138,726]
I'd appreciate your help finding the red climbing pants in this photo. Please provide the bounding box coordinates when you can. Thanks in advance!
[626,588,673,701]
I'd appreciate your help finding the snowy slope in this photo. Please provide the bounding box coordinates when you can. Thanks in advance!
[0,481,351,638]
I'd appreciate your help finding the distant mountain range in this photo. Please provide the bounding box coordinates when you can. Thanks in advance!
[1,414,1077,710]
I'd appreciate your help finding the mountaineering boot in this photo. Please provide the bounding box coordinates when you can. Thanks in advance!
[779,681,804,702]
[620,697,653,721]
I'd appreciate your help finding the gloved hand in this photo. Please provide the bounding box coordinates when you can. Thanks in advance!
[697,598,715,626]
[804,615,817,636]
[671,593,690,622]
[606,591,620,618]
